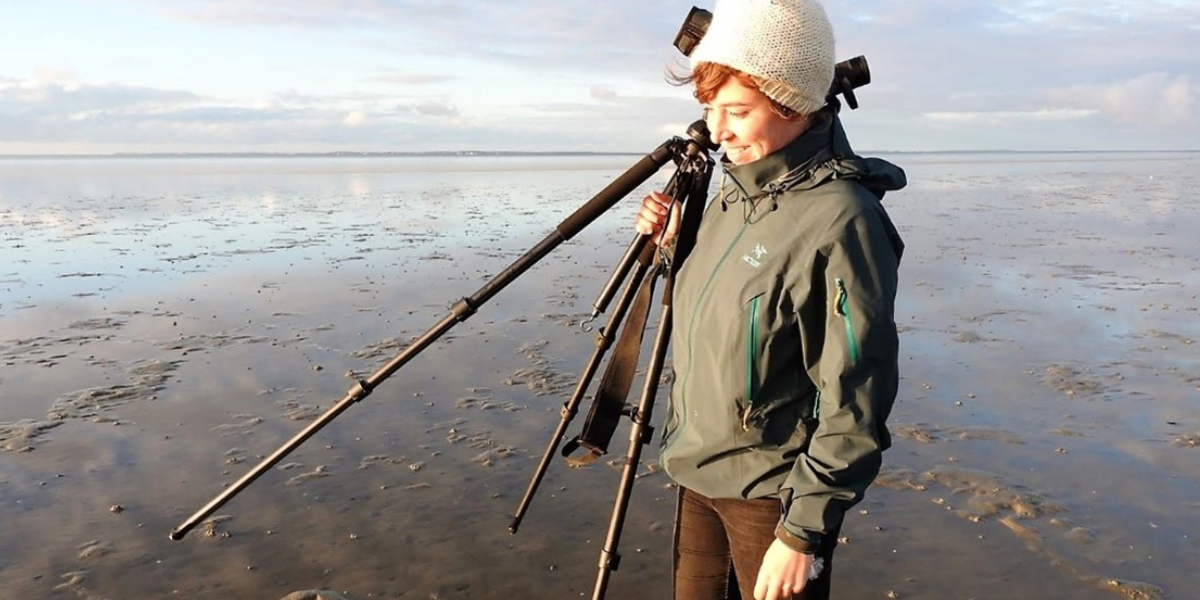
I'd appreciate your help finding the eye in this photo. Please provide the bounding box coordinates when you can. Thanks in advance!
[727,110,748,119]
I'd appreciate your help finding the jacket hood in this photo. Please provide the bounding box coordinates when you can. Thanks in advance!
[721,111,907,203]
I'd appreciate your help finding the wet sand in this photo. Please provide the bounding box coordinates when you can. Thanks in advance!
[1,152,1198,599]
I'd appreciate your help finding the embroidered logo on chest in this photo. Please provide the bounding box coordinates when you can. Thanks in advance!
[742,243,768,269]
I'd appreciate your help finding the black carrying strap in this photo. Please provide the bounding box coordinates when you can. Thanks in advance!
[562,258,661,467]
[560,155,711,468]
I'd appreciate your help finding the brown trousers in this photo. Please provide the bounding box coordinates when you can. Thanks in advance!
[673,487,841,600]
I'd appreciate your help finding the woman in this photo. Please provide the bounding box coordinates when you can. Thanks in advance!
[635,1,905,599]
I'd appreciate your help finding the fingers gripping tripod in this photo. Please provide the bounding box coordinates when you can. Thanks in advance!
[169,121,717,600]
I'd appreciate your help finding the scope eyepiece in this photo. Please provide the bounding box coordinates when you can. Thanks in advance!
[672,7,712,57]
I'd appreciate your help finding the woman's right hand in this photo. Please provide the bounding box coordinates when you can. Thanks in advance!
[634,190,681,246]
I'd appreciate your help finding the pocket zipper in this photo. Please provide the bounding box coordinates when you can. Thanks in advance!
[834,278,860,365]
[743,294,762,430]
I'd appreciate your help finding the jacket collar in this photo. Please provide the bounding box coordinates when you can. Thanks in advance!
[722,111,852,200]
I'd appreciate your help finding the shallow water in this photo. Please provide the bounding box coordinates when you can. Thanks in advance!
[1,151,1198,599]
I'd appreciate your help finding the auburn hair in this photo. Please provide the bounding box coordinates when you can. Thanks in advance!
[670,62,802,121]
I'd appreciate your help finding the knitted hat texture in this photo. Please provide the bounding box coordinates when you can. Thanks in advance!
[690,0,836,115]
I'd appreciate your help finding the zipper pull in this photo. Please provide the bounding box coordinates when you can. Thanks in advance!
[834,278,849,316]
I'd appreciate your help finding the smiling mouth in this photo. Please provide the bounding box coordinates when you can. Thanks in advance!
[723,146,751,161]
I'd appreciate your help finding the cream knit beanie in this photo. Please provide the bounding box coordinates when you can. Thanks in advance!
[690,0,836,115]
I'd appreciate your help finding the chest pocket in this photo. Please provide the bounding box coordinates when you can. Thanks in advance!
[743,292,765,415]
[738,288,818,444]
[833,277,861,366]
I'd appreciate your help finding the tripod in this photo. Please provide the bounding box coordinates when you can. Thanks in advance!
[508,122,714,600]
[168,121,716,599]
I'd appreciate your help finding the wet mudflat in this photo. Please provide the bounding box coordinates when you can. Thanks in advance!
[1,152,1197,599]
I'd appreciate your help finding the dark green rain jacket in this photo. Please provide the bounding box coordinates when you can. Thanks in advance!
[660,111,905,551]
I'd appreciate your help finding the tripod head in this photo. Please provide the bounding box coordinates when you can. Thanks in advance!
[672,6,872,110]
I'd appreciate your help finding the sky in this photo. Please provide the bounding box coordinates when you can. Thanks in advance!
[1,0,1198,155]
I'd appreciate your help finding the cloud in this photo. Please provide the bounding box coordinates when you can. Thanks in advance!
[406,100,459,118]
[366,72,456,86]
[8,0,1200,152]
[121,0,684,75]
[0,78,200,122]
[33,67,80,85]
[0,63,685,153]
[829,0,1200,113]
[0,73,469,152]
[923,109,1099,125]
[1047,72,1197,126]
[591,86,620,102]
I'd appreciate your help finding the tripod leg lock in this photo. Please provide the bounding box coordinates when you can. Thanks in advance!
[638,424,656,445]
[560,402,577,420]
[450,297,478,321]
[349,379,374,401]
[594,327,614,349]
[599,549,621,571]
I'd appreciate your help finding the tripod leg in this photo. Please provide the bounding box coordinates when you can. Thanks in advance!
[509,254,652,533]
[589,168,687,320]
[168,140,683,541]
[590,304,673,600]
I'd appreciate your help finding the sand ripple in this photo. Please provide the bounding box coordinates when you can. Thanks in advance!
[1041,363,1110,398]
[0,419,63,452]
[48,359,179,422]
[892,423,1025,445]
[875,464,1172,599]
[76,540,115,560]
[279,590,364,600]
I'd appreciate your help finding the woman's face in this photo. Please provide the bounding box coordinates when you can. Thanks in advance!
[702,78,809,166]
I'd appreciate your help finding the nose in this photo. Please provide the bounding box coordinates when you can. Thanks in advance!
[705,110,731,146]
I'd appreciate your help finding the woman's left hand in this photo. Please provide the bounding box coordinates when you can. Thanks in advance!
[754,538,815,600]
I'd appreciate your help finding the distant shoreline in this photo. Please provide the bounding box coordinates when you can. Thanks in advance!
[0,151,645,160]
[1,149,1198,159]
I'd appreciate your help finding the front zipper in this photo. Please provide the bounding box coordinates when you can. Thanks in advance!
[834,278,860,365]
[662,219,751,454]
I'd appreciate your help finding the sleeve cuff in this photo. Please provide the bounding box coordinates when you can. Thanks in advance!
[774,522,823,554]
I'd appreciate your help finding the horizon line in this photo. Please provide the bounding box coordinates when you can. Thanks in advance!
[2,148,1199,159]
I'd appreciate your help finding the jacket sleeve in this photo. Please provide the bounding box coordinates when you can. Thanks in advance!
[777,198,901,552]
